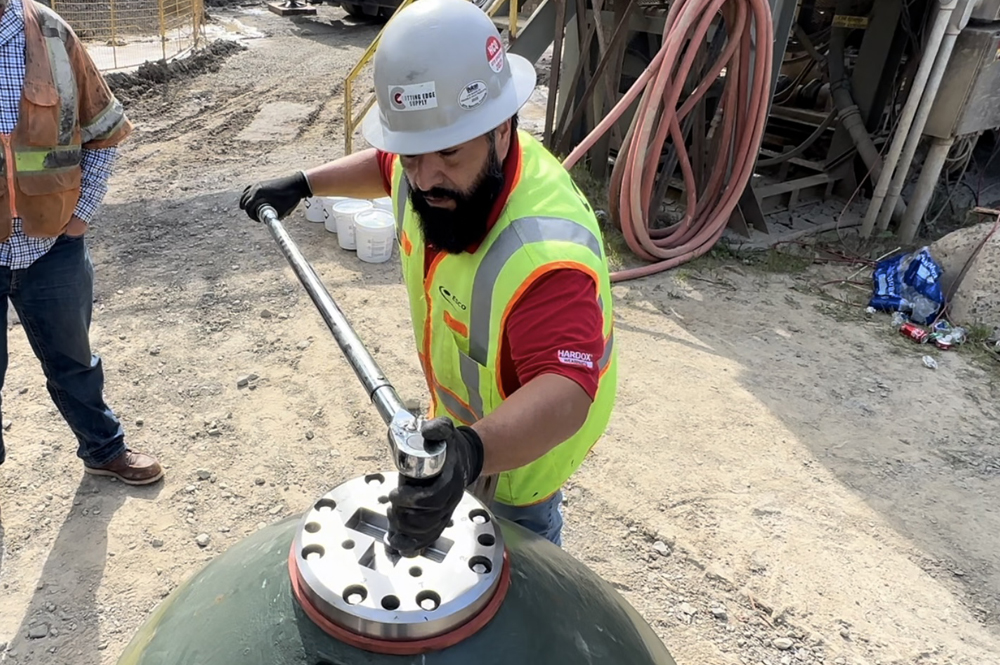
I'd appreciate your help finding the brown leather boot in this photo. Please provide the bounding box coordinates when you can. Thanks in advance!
[84,449,164,486]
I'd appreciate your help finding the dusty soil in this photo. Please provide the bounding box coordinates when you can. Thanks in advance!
[2,5,1000,665]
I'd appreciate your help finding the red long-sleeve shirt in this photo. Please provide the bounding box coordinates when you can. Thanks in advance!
[376,136,604,400]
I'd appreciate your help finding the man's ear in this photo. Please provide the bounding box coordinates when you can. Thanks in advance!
[498,118,513,143]
[492,118,514,158]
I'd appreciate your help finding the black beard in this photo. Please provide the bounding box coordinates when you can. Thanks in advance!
[408,148,505,254]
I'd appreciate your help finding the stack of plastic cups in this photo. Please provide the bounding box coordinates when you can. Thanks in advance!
[331,199,374,250]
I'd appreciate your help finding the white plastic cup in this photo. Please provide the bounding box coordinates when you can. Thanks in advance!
[321,196,347,233]
[332,199,373,250]
[303,197,328,223]
[373,196,393,214]
[354,209,395,264]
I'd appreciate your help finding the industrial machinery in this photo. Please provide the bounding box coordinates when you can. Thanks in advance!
[115,205,679,665]
[329,0,1000,271]
[326,0,493,22]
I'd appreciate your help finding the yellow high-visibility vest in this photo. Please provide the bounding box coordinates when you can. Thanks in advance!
[390,130,617,506]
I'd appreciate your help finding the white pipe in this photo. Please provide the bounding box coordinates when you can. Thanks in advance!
[879,0,976,236]
[858,0,957,239]
[896,136,955,243]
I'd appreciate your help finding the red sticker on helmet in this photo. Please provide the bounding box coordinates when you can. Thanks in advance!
[486,35,504,74]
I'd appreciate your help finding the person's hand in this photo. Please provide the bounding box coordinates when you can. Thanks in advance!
[386,417,484,557]
[66,215,88,237]
[238,171,312,222]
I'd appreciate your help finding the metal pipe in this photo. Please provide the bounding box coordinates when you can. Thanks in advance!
[827,10,901,218]
[257,204,446,480]
[879,0,975,236]
[896,135,955,243]
[859,0,957,239]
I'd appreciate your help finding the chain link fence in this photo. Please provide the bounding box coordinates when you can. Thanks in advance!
[45,0,205,72]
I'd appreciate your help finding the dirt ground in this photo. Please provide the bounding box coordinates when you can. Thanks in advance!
[2,5,1000,665]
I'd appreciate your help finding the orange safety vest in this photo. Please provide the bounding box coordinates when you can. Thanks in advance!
[0,0,132,241]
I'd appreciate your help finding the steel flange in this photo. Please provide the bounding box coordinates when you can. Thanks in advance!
[290,472,507,645]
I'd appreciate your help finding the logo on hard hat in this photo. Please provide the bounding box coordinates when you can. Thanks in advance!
[388,82,439,112]
[458,80,489,110]
[486,35,504,74]
[389,86,406,110]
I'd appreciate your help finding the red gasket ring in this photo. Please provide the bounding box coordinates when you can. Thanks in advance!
[288,544,511,655]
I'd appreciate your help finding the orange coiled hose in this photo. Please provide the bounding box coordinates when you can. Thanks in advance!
[562,0,774,281]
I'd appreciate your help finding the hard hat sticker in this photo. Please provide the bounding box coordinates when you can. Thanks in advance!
[388,81,439,112]
[458,80,489,110]
[486,35,504,74]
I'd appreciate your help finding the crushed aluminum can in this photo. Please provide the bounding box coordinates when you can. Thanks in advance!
[928,325,967,349]
[933,337,954,351]
[900,322,930,344]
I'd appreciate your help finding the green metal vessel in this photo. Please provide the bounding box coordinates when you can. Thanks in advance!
[117,473,678,665]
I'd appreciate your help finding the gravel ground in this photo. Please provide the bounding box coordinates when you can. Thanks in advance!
[0,5,999,665]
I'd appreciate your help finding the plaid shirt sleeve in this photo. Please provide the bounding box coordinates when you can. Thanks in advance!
[72,146,117,224]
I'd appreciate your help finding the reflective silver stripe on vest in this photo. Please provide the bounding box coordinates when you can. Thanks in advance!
[81,99,127,144]
[395,175,408,243]
[459,353,484,421]
[435,385,477,425]
[468,216,603,365]
[37,6,78,147]
[599,331,614,370]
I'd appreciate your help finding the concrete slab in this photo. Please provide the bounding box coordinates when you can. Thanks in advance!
[237,101,315,143]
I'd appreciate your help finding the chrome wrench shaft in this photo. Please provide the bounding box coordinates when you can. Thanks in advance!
[257,204,446,479]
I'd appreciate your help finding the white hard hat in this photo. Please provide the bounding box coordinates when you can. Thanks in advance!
[361,0,537,155]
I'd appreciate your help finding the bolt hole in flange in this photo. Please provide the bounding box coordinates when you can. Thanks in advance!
[305,521,321,533]
[365,473,385,486]
[469,509,490,525]
[343,585,367,605]
[315,498,337,512]
[416,590,441,611]
[342,539,355,550]
[302,544,325,561]
[478,533,495,547]
[409,566,422,578]
[469,555,492,575]
[381,595,401,611]
[377,495,389,504]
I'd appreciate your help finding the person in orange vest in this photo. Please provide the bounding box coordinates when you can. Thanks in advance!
[0,0,163,495]
[241,0,616,555]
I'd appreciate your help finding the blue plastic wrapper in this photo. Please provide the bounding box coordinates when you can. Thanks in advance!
[868,247,944,325]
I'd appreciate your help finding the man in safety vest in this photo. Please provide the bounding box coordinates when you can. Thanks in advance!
[240,0,616,554]
[0,0,164,489]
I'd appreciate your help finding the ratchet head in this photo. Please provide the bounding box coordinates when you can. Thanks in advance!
[388,410,447,479]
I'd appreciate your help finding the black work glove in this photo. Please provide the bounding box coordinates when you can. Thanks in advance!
[238,171,312,222]
[386,417,484,557]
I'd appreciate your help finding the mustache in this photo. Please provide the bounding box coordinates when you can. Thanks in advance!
[413,187,462,201]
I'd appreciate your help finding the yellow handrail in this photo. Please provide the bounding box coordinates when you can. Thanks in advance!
[343,0,419,154]
[343,0,521,154]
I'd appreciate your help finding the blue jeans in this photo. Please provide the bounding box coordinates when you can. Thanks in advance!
[0,234,125,468]
[491,490,564,547]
